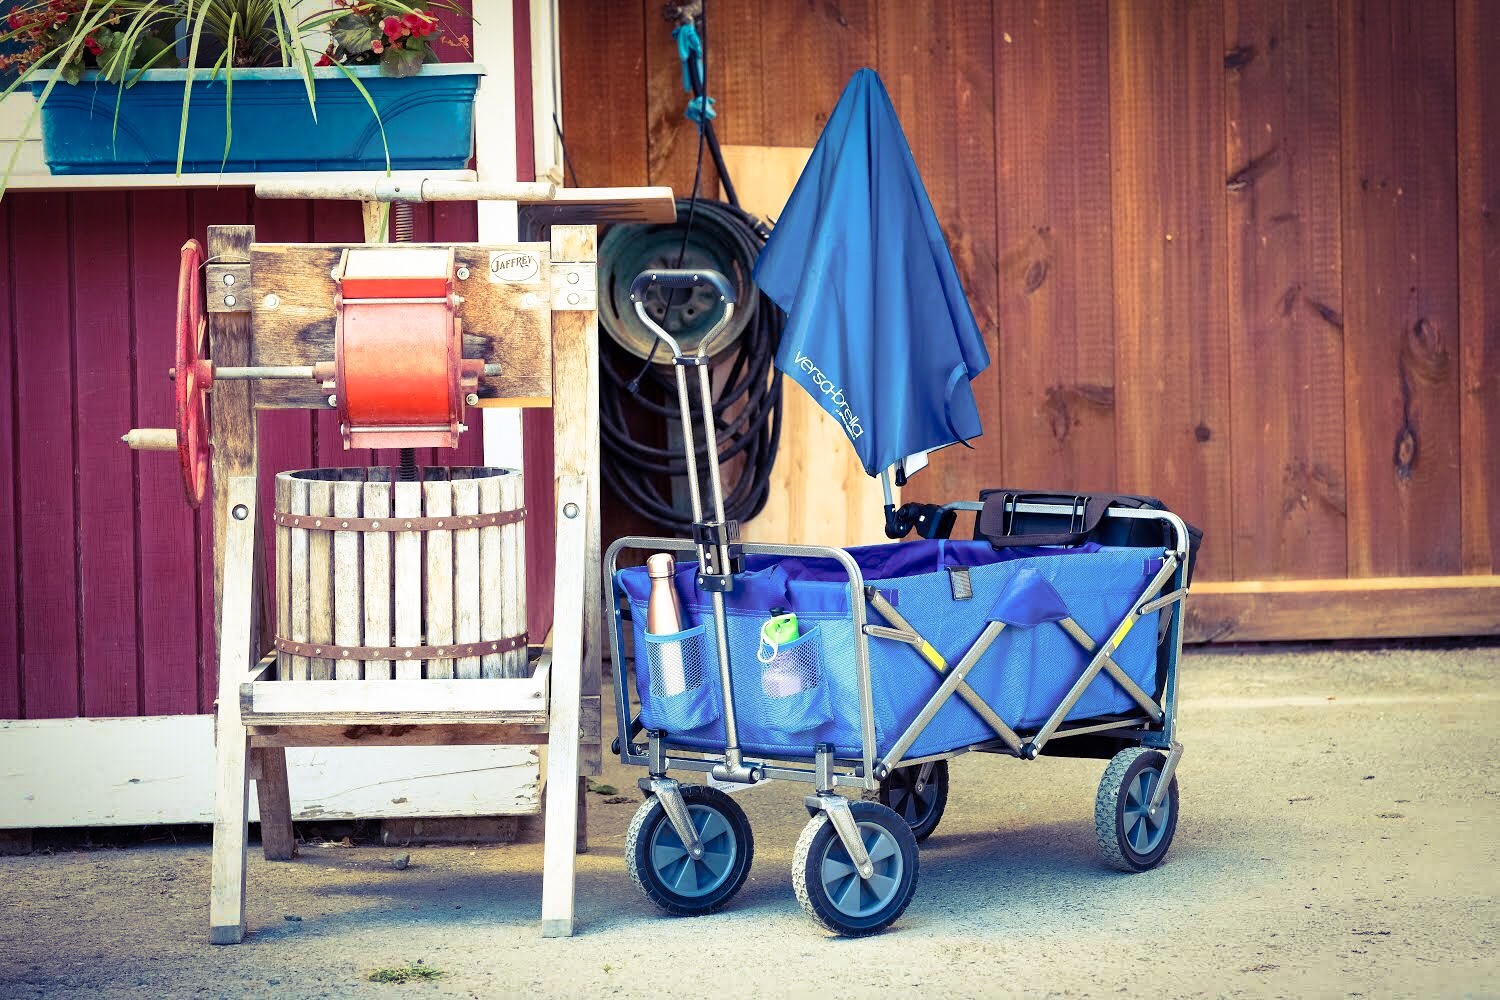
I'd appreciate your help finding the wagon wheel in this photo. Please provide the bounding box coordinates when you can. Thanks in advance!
[873,760,949,842]
[624,784,754,916]
[174,239,212,508]
[792,801,919,937]
[1094,747,1179,872]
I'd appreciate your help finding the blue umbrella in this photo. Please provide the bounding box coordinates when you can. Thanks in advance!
[753,68,990,479]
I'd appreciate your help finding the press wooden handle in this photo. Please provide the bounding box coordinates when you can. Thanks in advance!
[122,428,177,451]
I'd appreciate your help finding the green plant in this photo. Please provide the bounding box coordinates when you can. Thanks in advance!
[368,963,444,984]
[0,0,469,187]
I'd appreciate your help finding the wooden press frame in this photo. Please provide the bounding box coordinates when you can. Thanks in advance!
[204,221,603,943]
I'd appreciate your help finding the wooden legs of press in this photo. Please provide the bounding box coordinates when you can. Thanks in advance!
[208,475,592,944]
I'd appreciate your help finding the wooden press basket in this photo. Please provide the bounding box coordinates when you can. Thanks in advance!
[240,467,546,726]
[273,466,528,680]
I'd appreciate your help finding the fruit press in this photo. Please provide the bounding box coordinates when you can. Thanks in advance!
[124,178,674,943]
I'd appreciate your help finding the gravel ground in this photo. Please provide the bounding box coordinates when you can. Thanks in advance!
[2,642,1497,999]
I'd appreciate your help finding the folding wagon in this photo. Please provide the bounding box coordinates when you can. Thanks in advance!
[605,269,1193,936]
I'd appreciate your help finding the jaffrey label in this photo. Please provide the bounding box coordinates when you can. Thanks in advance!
[793,351,864,440]
[489,251,541,283]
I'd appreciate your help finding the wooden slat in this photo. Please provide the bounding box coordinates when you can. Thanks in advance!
[274,475,292,679]
[129,191,200,715]
[1185,575,1500,643]
[480,474,505,678]
[707,0,765,150]
[559,0,647,188]
[423,473,456,680]
[305,476,334,680]
[759,0,874,149]
[644,0,713,196]
[247,243,554,408]
[0,200,17,717]
[1457,0,1500,573]
[503,471,529,678]
[452,475,482,679]
[878,0,1000,505]
[286,475,311,680]
[362,474,393,680]
[13,194,80,719]
[549,227,602,774]
[1109,0,1232,581]
[73,192,140,716]
[248,723,550,748]
[393,479,423,681]
[991,0,1118,494]
[242,677,547,722]
[1339,0,1461,576]
[332,472,363,681]
[1224,0,1346,579]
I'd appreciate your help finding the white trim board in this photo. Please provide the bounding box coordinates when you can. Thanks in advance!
[0,715,539,829]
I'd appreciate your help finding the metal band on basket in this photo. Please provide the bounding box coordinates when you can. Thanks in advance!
[274,633,528,662]
[271,508,526,532]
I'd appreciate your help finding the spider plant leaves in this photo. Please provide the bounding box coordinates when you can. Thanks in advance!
[175,0,212,173]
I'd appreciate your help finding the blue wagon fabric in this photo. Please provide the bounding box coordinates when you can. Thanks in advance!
[616,540,1164,761]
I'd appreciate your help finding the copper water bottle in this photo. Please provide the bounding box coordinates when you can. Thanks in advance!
[645,553,688,695]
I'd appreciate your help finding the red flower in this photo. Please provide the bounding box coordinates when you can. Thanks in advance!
[381,14,406,39]
[315,52,332,66]
[84,35,102,55]
[403,11,437,37]
[371,38,384,54]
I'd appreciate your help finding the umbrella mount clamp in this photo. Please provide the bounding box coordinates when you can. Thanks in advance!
[692,519,743,591]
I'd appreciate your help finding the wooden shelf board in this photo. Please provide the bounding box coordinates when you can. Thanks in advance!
[5,168,476,192]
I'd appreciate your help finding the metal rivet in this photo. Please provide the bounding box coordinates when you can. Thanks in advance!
[467,518,476,526]
[232,504,249,520]
[436,520,444,528]
[566,271,579,284]
[340,521,349,528]
[313,648,323,656]
[264,293,280,309]
[314,519,322,527]
[370,521,380,529]
[563,502,580,519]
[222,272,235,286]
[404,651,413,657]
[465,393,478,406]
[341,650,350,657]
[327,395,337,407]
[567,292,580,305]
[405,521,413,528]
[456,265,470,280]
[223,293,237,307]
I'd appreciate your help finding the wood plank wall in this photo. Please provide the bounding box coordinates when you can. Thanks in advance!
[560,0,1500,626]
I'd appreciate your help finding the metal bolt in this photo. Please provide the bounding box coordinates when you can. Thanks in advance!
[263,293,280,309]
[465,393,479,406]
[222,272,235,286]
[232,504,249,521]
[566,271,580,284]
[223,293,237,307]
[456,265,471,280]
[567,292,580,306]
[327,395,337,407]
[563,502,580,519]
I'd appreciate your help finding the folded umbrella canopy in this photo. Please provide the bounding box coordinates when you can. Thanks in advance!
[753,68,990,478]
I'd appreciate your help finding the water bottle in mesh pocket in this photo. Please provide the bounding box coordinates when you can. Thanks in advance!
[639,624,722,733]
[754,626,834,739]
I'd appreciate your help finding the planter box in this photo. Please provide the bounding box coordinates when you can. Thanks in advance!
[30,64,482,174]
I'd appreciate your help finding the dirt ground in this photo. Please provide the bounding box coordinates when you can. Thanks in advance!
[2,642,1497,999]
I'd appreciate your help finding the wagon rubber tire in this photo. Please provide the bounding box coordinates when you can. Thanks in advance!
[625,784,754,916]
[1094,747,1179,872]
[872,760,949,842]
[792,800,919,936]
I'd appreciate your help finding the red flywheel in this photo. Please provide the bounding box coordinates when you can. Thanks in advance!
[175,239,212,508]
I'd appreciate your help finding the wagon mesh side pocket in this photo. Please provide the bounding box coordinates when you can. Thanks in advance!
[753,626,835,741]
[638,624,722,734]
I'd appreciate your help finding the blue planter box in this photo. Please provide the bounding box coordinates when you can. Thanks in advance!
[30,64,482,174]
